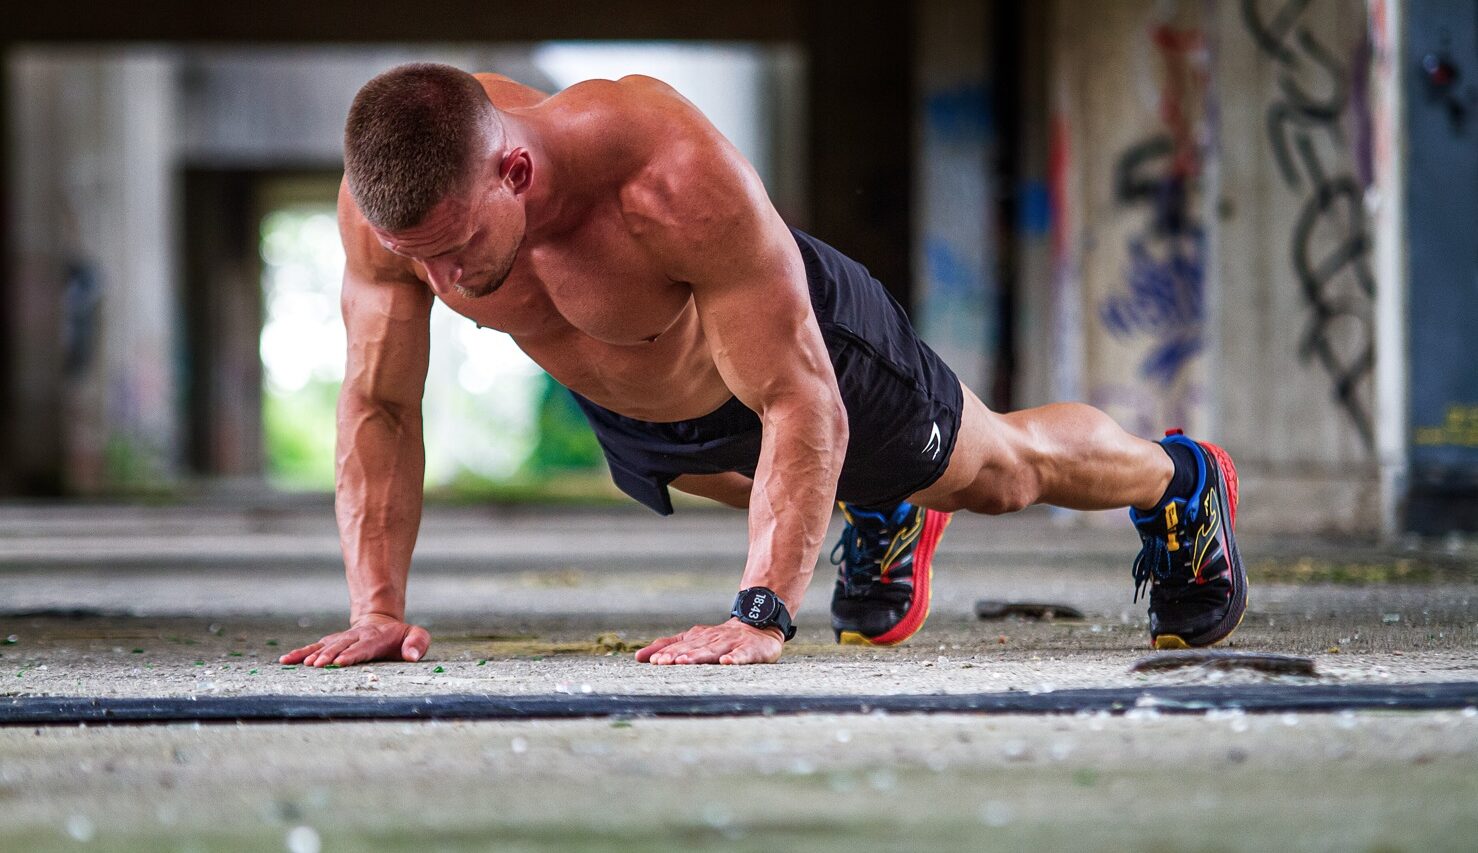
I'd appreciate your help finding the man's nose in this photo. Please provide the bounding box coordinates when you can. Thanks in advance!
[424,257,463,294]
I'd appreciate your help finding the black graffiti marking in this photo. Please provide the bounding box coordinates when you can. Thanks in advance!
[1242,0,1376,451]
[1240,0,1313,64]
[1275,25,1349,120]
[1115,136,1176,203]
[1289,134,1375,300]
[1103,135,1206,386]
[1114,135,1197,235]
[1290,174,1376,449]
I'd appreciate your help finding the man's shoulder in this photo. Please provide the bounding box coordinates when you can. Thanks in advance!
[558,76,721,159]
[551,78,743,230]
[473,72,549,109]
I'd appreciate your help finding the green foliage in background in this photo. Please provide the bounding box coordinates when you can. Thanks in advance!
[263,378,339,490]
[258,208,607,498]
[528,374,603,473]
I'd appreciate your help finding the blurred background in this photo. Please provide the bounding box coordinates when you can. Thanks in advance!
[1,0,1473,535]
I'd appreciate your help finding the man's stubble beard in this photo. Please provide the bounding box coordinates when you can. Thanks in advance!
[454,233,523,300]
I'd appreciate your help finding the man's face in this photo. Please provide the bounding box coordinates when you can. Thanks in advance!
[373,172,525,300]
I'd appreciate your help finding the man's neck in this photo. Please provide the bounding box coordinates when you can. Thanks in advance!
[499,110,574,239]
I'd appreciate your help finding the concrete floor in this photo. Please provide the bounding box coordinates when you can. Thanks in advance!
[2,502,1476,850]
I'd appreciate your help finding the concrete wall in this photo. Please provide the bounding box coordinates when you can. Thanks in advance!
[1214,0,1381,531]
[1039,0,1383,532]
[1050,0,1212,445]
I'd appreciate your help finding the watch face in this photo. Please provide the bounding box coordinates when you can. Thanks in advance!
[740,589,780,624]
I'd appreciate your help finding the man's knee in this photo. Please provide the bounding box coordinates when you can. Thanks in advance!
[959,425,1042,516]
[963,469,1037,515]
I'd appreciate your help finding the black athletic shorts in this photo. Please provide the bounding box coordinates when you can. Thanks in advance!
[570,227,964,515]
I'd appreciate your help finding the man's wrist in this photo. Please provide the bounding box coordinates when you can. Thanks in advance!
[729,617,785,642]
[351,611,404,627]
[730,587,797,640]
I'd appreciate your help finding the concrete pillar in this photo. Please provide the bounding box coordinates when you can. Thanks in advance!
[1212,0,1380,531]
[1047,0,1212,444]
[7,54,66,493]
[1011,2,1056,413]
[7,49,181,493]
[1041,0,1383,532]
[912,0,996,396]
[1367,0,1409,537]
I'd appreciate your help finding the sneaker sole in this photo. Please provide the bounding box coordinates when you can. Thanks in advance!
[835,509,952,647]
[1150,442,1248,649]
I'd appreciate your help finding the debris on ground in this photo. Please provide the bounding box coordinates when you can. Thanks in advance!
[593,632,643,654]
[1129,650,1318,677]
[975,600,1086,621]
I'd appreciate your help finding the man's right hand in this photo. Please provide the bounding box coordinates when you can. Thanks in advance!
[278,615,432,668]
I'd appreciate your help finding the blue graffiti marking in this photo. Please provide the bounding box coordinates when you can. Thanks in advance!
[924,84,994,143]
[925,237,981,298]
[1098,228,1205,385]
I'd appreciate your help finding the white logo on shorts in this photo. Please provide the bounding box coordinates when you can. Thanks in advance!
[923,421,942,460]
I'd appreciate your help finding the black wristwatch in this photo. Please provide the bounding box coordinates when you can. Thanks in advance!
[730,587,797,641]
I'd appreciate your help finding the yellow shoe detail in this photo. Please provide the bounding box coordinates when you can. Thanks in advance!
[1153,634,1191,650]
[837,631,875,647]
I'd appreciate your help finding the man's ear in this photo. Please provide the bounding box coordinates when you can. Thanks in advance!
[500,148,534,195]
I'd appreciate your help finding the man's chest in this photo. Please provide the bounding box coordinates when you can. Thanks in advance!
[442,222,694,347]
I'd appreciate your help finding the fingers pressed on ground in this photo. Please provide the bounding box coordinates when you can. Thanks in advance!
[310,638,356,667]
[658,638,733,664]
[279,643,321,665]
[675,649,723,664]
[634,635,683,663]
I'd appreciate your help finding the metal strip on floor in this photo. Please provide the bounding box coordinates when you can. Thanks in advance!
[4,682,1476,725]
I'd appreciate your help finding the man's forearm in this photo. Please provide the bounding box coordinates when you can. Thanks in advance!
[740,394,848,613]
[335,397,426,624]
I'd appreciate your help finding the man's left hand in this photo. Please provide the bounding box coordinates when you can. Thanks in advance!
[635,618,784,665]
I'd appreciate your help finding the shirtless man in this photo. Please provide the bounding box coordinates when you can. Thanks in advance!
[280,64,1246,668]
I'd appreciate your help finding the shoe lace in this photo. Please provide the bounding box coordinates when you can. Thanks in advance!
[830,510,895,594]
[1133,499,1213,603]
[1131,534,1173,603]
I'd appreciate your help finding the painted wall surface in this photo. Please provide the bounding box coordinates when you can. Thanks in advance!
[914,0,996,395]
[1049,0,1212,447]
[8,50,181,492]
[1045,0,1381,531]
[1214,0,1380,530]
[1403,0,1478,531]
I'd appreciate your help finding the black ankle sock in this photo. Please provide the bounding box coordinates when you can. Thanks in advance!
[1151,440,1200,509]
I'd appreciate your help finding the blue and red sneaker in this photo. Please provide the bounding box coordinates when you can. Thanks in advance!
[1129,431,1248,649]
[830,501,952,645]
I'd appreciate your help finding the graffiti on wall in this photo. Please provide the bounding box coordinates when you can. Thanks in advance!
[919,80,994,394]
[1242,0,1376,450]
[1101,129,1205,386]
[1092,25,1208,437]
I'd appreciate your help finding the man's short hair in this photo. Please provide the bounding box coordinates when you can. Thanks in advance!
[343,63,501,231]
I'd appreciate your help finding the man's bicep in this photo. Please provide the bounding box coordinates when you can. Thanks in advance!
[340,268,433,412]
